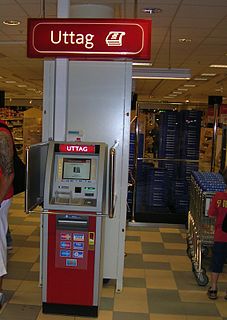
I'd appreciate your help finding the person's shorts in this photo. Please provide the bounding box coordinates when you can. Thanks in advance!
[211,242,227,273]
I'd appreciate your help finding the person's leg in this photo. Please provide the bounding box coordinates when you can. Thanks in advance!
[6,227,13,249]
[224,243,227,300]
[210,272,220,290]
[0,198,12,307]
[208,242,225,299]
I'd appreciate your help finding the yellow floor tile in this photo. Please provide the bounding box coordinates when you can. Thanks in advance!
[114,287,148,313]
[10,280,41,306]
[9,209,26,218]
[150,314,187,320]
[37,310,74,319]
[123,268,145,278]
[9,247,40,263]
[164,243,186,250]
[126,230,141,237]
[140,231,163,243]
[25,216,41,223]
[219,273,227,282]
[143,254,169,263]
[11,225,38,236]
[27,235,40,242]
[125,240,142,254]
[79,310,113,320]
[127,230,163,242]
[96,310,113,320]
[159,228,181,233]
[12,197,24,205]
[101,286,115,298]
[168,256,192,271]
[3,279,22,291]
[31,262,40,272]
[145,269,177,289]
[215,301,227,317]
[178,290,212,303]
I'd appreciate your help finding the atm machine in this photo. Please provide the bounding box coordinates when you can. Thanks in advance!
[26,140,108,317]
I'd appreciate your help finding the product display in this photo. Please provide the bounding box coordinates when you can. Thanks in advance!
[23,108,42,160]
[0,107,42,161]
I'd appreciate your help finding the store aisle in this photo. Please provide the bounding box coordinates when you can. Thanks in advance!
[0,194,227,320]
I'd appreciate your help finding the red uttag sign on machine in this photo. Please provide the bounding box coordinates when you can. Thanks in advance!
[59,144,96,153]
[27,18,151,60]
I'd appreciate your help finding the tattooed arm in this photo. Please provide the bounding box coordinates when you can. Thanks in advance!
[0,131,14,203]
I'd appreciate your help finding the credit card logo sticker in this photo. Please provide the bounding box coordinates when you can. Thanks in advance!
[73,242,84,250]
[66,259,77,267]
[73,251,84,258]
[73,233,84,241]
[60,250,71,258]
[60,241,71,249]
[60,233,72,241]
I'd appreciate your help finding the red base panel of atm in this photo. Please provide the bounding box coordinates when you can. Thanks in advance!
[45,214,97,308]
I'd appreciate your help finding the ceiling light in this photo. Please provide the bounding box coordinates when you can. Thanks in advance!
[183,84,196,87]
[143,8,162,14]
[5,80,16,83]
[132,68,191,80]
[194,77,208,81]
[201,73,216,76]
[178,38,192,43]
[132,62,153,67]
[209,64,227,68]
[17,84,27,87]
[3,20,21,26]
[177,88,188,91]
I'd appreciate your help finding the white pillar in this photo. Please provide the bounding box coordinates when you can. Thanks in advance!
[54,0,70,140]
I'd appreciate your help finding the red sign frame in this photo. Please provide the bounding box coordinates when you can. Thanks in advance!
[27,18,151,60]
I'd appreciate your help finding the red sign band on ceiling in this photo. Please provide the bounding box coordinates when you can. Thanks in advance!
[27,18,151,60]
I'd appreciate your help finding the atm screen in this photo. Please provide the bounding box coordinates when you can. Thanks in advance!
[62,158,91,180]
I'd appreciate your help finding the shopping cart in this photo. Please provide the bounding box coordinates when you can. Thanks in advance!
[187,172,225,286]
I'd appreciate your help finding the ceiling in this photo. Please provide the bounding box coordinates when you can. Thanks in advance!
[0,0,227,107]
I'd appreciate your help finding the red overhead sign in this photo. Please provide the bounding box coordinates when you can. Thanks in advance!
[27,18,151,60]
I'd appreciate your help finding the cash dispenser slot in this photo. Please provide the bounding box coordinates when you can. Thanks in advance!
[56,215,88,230]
